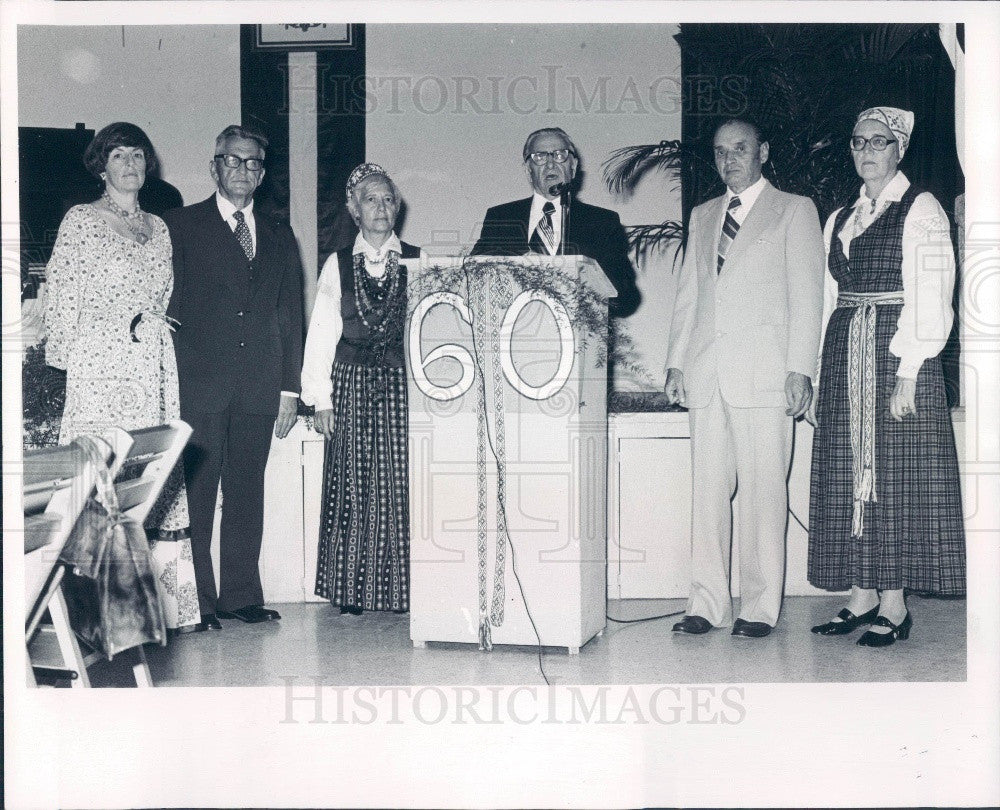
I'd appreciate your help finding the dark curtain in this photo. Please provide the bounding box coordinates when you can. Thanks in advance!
[240,25,367,275]
[317,25,366,269]
[240,25,292,226]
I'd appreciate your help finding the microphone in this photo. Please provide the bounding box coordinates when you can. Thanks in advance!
[547,183,571,254]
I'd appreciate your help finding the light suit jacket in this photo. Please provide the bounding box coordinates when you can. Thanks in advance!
[667,180,824,409]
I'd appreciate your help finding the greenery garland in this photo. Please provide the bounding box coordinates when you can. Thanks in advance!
[408,257,653,384]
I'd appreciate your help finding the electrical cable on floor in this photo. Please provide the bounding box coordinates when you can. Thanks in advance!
[606,608,686,625]
[789,506,809,534]
[464,264,550,686]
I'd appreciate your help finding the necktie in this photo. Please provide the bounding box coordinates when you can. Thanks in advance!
[529,201,556,255]
[716,195,742,272]
[233,209,254,261]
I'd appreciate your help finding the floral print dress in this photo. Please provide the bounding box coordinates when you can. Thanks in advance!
[43,204,200,628]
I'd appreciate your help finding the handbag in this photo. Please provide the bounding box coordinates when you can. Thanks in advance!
[58,436,167,660]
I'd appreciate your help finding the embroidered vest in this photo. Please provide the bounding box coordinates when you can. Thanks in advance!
[334,241,420,368]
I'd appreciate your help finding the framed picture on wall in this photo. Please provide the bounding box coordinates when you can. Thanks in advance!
[255,23,355,50]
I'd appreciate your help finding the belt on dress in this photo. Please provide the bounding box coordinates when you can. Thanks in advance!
[836,291,905,538]
[129,310,179,342]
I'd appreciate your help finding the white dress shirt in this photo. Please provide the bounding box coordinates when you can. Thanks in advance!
[301,232,424,411]
[819,171,955,380]
[528,192,564,255]
[215,192,256,255]
[720,174,768,232]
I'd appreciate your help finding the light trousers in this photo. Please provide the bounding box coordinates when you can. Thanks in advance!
[686,389,792,626]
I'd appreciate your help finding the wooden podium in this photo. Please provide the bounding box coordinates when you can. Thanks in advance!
[406,255,615,654]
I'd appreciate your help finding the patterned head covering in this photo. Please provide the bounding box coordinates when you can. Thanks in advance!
[345,162,392,197]
[855,106,915,158]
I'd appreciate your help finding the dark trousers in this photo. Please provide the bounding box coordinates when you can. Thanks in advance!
[181,407,274,614]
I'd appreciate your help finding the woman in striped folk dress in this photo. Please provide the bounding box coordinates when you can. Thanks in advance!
[301,163,423,614]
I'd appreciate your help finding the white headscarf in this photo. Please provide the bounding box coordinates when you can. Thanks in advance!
[855,106,915,159]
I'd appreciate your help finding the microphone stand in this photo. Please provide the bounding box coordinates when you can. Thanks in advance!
[559,186,571,256]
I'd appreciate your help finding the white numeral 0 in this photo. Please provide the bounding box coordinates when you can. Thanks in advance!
[500,290,575,400]
[410,290,575,402]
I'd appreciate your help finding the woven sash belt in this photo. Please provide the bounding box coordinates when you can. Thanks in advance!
[836,290,905,538]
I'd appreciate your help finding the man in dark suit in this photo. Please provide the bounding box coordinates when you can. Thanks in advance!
[164,125,303,631]
[471,127,640,318]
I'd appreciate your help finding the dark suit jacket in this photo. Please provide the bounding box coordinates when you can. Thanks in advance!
[164,196,304,416]
[471,196,640,317]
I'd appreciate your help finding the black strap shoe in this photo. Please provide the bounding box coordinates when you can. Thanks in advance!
[811,605,879,636]
[856,612,911,647]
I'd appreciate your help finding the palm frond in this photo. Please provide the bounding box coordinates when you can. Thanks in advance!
[625,221,686,266]
[602,140,688,196]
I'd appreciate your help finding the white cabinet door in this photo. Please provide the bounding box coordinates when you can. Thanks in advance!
[300,437,327,603]
[209,422,325,604]
[616,436,693,599]
[260,424,309,603]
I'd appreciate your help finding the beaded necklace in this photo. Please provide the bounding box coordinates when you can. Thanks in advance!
[102,191,151,245]
[352,249,402,332]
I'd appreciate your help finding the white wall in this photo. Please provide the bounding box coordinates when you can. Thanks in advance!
[367,24,682,249]
[18,25,241,206]
[367,24,684,390]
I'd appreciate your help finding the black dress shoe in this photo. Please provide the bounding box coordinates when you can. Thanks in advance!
[178,613,222,633]
[218,605,281,623]
[339,606,363,616]
[811,605,879,636]
[731,618,772,638]
[856,612,912,647]
[672,615,713,634]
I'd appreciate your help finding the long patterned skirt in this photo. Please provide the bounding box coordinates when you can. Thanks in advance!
[315,362,409,612]
[808,307,966,595]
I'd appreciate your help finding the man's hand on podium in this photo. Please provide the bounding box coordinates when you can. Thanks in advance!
[313,409,336,440]
[664,368,687,407]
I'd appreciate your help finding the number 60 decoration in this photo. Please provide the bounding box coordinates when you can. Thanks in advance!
[409,289,576,402]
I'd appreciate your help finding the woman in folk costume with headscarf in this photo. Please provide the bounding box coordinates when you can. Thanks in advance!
[807,107,965,646]
[301,163,424,615]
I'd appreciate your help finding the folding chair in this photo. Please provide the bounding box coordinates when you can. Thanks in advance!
[105,420,193,524]
[28,421,192,687]
[24,433,125,687]
[74,420,194,687]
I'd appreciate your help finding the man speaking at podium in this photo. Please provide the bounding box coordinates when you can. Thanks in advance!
[471,127,639,318]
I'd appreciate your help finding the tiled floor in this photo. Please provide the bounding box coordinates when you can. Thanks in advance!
[83,595,967,687]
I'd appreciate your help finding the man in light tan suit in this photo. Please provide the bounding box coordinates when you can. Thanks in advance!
[665,118,824,638]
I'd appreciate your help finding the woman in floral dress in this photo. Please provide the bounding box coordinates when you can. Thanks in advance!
[43,121,200,631]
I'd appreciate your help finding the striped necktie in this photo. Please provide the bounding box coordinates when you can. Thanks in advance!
[529,201,556,255]
[716,195,742,272]
[233,209,254,261]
